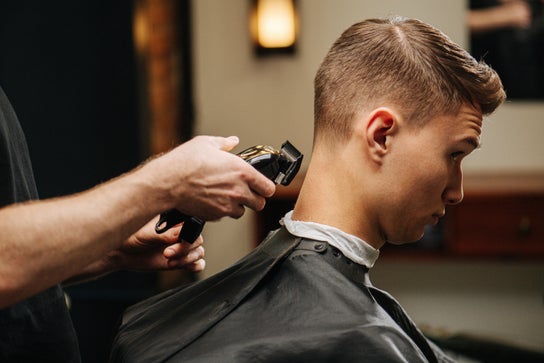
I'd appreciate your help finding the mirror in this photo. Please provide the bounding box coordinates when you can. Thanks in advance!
[467,0,544,100]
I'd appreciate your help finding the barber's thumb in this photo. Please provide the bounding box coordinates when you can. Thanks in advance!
[218,136,240,152]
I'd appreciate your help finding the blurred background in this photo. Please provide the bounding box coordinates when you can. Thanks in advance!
[0,0,542,362]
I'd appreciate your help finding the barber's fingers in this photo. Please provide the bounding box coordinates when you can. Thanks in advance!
[227,183,275,219]
[163,234,203,259]
[206,135,240,152]
[222,167,275,218]
[239,161,276,200]
[184,259,206,272]
[166,245,205,269]
[200,135,277,199]
[240,191,268,214]
[207,135,276,198]
[249,175,276,199]
[161,231,204,271]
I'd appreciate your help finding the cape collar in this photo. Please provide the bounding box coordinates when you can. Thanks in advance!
[281,211,380,268]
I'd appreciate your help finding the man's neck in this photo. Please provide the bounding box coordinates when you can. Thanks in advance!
[292,151,385,249]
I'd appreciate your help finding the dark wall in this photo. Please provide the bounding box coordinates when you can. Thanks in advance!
[0,2,155,362]
[0,0,142,199]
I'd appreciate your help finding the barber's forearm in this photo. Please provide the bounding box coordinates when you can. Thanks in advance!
[0,169,165,308]
[468,3,530,34]
[467,9,505,33]
[62,256,115,287]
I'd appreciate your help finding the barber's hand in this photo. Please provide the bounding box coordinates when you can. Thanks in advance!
[64,217,204,286]
[107,217,205,272]
[148,135,276,220]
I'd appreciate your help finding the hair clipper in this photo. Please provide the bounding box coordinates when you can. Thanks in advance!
[155,140,303,243]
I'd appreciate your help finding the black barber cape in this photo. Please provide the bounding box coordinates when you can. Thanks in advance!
[0,87,81,362]
[111,227,454,363]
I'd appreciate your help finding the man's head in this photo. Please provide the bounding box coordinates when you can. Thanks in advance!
[294,17,505,247]
[313,16,505,146]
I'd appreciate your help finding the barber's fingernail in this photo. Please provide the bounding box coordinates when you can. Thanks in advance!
[164,248,175,257]
[188,251,199,261]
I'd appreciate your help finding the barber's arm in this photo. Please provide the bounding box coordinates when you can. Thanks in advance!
[63,216,206,286]
[467,1,531,34]
[0,135,276,308]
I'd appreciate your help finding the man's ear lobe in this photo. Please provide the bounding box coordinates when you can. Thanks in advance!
[366,108,396,162]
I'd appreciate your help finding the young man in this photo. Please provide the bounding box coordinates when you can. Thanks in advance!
[111,16,505,362]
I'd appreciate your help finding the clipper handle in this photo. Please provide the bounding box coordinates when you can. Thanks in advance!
[155,210,204,243]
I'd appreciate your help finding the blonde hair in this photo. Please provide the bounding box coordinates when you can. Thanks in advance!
[314,16,505,142]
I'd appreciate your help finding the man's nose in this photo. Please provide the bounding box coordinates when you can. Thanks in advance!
[443,167,464,205]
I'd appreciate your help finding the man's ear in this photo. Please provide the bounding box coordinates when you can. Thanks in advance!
[365,108,397,163]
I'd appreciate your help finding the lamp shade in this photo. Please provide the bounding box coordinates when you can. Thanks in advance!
[251,0,297,55]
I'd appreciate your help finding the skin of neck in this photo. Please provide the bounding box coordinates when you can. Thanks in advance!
[292,133,386,249]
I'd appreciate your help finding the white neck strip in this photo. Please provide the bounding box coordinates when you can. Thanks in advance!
[280,211,379,268]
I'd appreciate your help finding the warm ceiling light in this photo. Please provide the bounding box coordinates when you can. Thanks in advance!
[251,0,297,56]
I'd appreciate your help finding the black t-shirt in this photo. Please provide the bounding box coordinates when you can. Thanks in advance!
[0,86,81,362]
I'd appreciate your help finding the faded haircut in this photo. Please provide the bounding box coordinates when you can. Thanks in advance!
[314,16,506,143]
